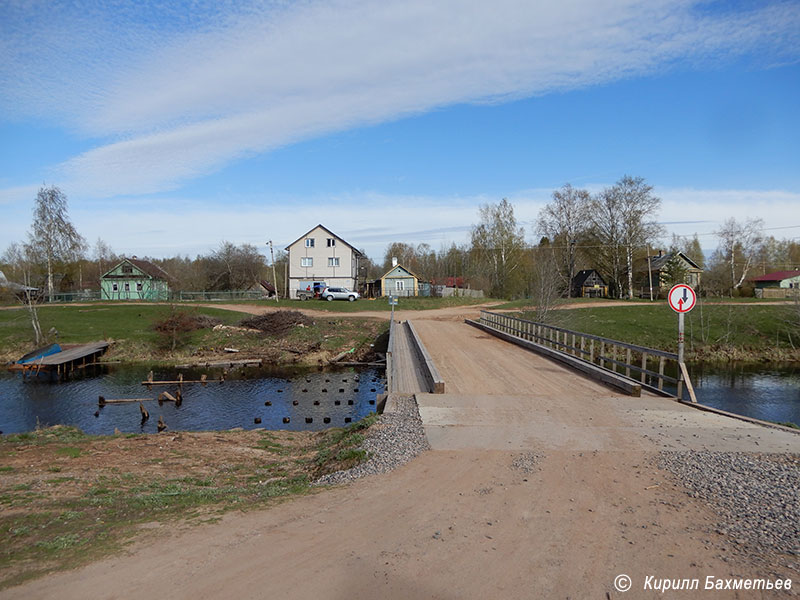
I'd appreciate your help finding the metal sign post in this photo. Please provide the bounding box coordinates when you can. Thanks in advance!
[668,284,697,401]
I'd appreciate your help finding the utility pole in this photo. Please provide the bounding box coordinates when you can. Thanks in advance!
[267,241,279,303]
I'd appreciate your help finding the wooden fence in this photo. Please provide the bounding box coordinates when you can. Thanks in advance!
[479,311,691,399]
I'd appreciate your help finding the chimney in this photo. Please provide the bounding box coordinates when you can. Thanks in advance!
[657,249,663,258]
[392,257,398,267]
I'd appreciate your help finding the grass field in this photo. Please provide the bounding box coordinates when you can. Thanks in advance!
[513,302,799,359]
[0,304,387,364]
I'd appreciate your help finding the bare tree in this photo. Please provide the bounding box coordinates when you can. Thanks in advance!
[587,176,662,298]
[536,183,590,296]
[714,217,764,295]
[27,186,86,300]
[206,242,266,290]
[2,243,43,344]
[529,245,561,323]
[470,198,527,298]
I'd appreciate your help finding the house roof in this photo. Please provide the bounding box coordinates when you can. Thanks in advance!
[572,269,606,286]
[651,251,701,271]
[102,257,171,281]
[0,270,38,292]
[751,270,800,282]
[285,224,363,256]
[380,264,420,281]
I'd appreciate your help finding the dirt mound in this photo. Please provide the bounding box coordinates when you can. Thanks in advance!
[239,310,314,336]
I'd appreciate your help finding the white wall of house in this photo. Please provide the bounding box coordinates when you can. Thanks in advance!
[286,225,360,296]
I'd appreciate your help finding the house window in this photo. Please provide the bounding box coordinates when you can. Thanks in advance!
[327,238,335,247]
[328,257,340,267]
[112,283,118,292]
[122,264,133,274]
[301,257,313,267]
[305,238,315,248]
[396,281,404,291]
[124,282,130,292]
[136,282,143,292]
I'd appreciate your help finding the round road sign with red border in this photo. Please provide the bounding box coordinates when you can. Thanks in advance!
[668,284,696,313]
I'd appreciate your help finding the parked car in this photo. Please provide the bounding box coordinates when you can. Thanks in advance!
[321,287,360,302]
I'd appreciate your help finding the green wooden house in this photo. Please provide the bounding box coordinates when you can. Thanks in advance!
[100,257,171,300]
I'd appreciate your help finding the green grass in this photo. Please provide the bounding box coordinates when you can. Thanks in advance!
[513,303,797,356]
[0,305,242,349]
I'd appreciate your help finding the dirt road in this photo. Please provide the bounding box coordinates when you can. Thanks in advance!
[6,317,799,599]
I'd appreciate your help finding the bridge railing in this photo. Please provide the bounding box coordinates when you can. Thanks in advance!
[479,311,690,399]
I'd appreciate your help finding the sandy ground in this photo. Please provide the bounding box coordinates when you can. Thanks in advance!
[5,314,800,599]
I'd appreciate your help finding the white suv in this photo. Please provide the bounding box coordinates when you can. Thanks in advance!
[321,287,360,302]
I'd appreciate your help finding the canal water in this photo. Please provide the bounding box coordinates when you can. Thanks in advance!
[0,365,385,435]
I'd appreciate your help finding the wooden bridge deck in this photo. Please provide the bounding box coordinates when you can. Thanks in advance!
[389,322,429,395]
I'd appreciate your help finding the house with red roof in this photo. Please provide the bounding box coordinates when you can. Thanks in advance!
[751,270,800,299]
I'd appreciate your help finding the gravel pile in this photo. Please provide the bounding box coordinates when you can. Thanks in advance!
[315,395,430,486]
[659,451,800,559]
[511,451,545,474]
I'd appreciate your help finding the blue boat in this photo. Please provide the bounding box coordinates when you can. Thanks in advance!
[17,343,62,364]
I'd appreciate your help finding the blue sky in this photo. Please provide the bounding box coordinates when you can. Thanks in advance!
[1,0,799,261]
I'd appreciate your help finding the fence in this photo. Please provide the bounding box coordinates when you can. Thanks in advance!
[479,310,690,399]
[175,290,265,301]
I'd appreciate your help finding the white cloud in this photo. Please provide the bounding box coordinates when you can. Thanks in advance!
[15,186,784,260]
[2,0,798,197]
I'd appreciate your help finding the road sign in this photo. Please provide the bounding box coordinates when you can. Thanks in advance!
[668,284,696,313]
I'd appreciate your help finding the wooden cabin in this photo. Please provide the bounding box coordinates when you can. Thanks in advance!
[100,257,171,300]
[571,270,608,298]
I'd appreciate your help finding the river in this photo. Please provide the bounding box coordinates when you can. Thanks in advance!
[689,362,800,427]
[1,362,797,434]
[0,364,385,435]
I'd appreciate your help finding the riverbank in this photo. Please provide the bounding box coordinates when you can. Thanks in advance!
[0,417,383,590]
[0,305,388,368]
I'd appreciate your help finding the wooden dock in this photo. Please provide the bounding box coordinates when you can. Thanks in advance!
[15,342,110,377]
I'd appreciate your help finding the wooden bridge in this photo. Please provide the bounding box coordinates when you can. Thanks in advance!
[387,311,690,400]
[385,311,798,453]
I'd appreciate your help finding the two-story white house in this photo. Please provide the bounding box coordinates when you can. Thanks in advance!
[286,224,363,298]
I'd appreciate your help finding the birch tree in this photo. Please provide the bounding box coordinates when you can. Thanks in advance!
[1,243,43,344]
[588,176,662,298]
[27,186,86,300]
[536,184,590,296]
[470,198,526,298]
[714,217,764,295]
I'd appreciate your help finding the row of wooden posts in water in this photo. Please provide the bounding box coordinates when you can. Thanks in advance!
[95,370,380,431]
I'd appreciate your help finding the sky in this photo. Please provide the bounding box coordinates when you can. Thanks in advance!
[1,0,799,263]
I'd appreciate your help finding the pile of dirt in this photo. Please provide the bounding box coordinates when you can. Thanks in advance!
[239,310,314,336]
